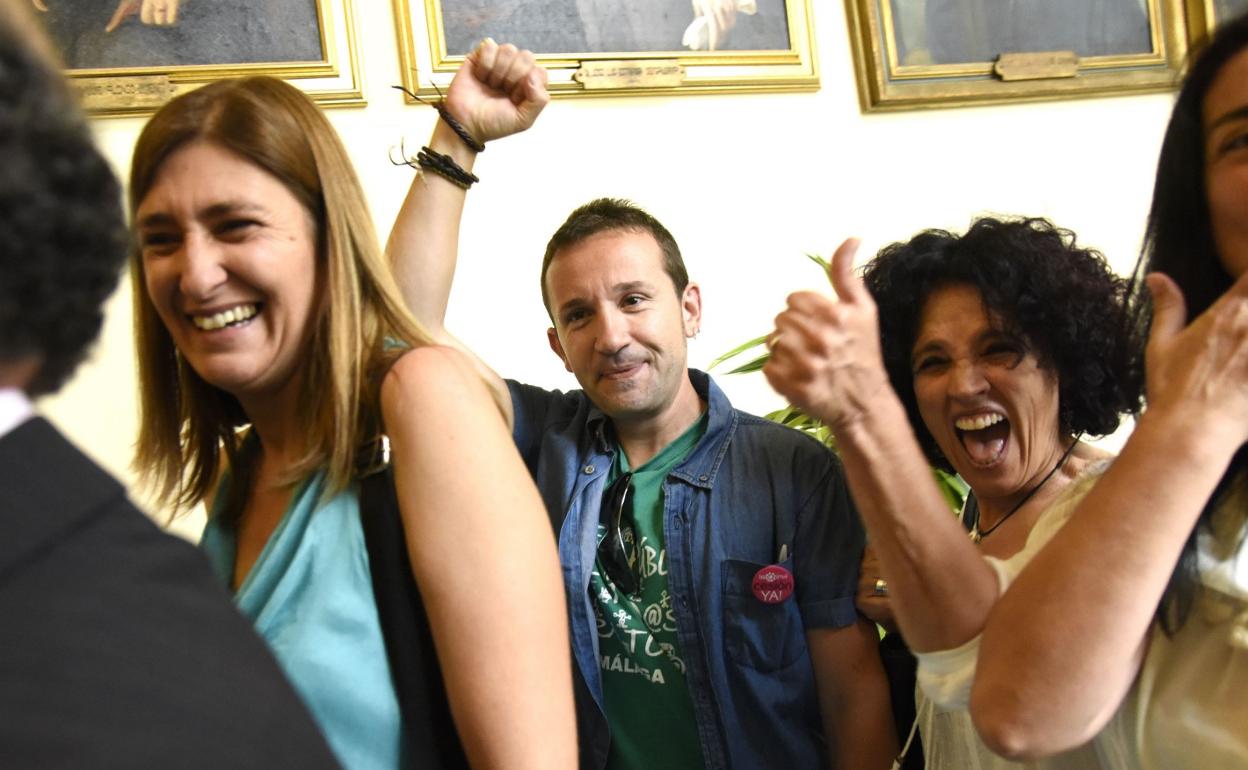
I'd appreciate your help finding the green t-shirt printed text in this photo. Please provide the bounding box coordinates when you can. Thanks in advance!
[591,412,709,770]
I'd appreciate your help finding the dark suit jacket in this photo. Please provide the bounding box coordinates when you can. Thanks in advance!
[0,418,340,769]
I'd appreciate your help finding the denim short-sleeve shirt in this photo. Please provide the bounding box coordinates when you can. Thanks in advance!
[508,369,864,770]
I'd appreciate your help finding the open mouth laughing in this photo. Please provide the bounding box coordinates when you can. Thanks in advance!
[954,411,1009,466]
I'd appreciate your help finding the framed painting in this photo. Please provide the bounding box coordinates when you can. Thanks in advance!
[845,0,1189,111]
[393,0,819,98]
[1185,0,1248,47]
[32,0,363,116]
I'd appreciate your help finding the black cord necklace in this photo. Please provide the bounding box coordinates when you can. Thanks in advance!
[970,434,1083,544]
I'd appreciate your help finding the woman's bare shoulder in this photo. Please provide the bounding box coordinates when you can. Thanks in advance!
[380,345,501,428]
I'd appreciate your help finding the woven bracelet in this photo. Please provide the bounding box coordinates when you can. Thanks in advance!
[390,84,485,153]
[436,104,485,153]
[415,145,479,189]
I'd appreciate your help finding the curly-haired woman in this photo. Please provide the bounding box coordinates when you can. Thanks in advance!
[765,216,1140,769]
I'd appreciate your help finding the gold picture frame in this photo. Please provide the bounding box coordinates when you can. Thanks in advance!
[1185,0,1248,47]
[37,0,363,117]
[393,0,819,98]
[845,0,1189,111]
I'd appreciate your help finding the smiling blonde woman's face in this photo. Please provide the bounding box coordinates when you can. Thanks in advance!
[136,140,320,407]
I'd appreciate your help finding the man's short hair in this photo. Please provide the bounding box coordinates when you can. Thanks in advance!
[540,198,689,320]
[0,0,128,395]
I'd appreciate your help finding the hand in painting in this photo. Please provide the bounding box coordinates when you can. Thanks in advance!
[686,0,748,50]
[764,238,893,433]
[105,0,180,33]
[703,0,738,48]
[444,38,549,147]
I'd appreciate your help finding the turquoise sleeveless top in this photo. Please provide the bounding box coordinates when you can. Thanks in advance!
[200,471,406,770]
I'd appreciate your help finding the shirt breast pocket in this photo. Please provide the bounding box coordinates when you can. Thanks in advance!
[721,558,805,672]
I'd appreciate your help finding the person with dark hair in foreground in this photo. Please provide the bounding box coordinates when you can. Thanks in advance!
[972,13,1248,768]
[766,216,1140,769]
[0,1,339,766]
[386,40,897,770]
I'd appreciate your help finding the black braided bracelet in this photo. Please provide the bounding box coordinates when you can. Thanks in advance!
[435,104,485,153]
[391,84,485,153]
[387,139,479,189]
[415,145,479,189]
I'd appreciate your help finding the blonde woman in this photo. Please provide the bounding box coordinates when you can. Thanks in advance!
[128,54,575,769]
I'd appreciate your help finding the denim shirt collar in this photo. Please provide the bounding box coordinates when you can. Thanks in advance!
[583,369,736,490]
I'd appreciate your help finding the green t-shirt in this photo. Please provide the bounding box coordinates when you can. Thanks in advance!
[590,413,709,770]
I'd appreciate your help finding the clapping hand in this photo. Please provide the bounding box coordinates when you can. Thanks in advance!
[1141,270,1248,448]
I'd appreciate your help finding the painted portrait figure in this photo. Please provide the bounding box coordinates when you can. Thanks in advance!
[891,0,1151,65]
[33,0,322,69]
[439,0,790,55]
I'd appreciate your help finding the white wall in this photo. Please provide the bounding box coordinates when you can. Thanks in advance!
[39,0,1172,538]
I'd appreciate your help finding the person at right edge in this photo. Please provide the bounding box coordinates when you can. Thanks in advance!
[0,1,339,766]
[972,12,1248,768]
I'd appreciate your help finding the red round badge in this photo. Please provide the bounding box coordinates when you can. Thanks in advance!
[751,564,794,604]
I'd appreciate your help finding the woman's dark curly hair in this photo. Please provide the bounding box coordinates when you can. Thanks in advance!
[863,216,1141,472]
[0,2,128,396]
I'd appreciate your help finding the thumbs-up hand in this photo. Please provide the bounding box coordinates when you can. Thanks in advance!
[1141,270,1248,447]
[764,238,892,432]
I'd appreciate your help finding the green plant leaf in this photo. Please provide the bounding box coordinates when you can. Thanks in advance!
[765,404,797,423]
[724,352,770,375]
[933,468,969,513]
[708,334,768,370]
[805,252,831,271]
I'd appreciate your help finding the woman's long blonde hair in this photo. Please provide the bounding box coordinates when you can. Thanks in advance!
[130,76,433,513]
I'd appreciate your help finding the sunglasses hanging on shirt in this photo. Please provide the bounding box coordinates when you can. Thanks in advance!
[597,472,640,596]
